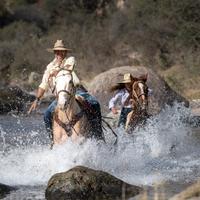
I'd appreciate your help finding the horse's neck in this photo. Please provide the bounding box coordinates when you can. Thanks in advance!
[68,96,81,116]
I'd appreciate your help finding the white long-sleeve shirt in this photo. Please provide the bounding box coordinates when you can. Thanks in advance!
[39,56,80,91]
[108,89,132,109]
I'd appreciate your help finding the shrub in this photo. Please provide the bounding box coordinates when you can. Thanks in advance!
[0,21,43,42]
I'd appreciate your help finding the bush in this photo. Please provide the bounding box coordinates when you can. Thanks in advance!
[12,5,50,30]
[0,21,43,42]
[108,0,200,69]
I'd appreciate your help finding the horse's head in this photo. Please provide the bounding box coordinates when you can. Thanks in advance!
[131,74,148,112]
[55,69,74,110]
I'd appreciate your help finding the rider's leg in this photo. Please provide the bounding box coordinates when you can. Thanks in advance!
[44,100,57,134]
[118,107,132,128]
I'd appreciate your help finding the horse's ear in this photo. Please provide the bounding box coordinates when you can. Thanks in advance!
[143,73,148,82]
[139,73,148,82]
[132,77,138,82]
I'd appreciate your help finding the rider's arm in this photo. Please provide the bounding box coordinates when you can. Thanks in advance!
[28,86,45,114]
[35,87,45,101]
[108,91,123,114]
[38,67,51,92]
[28,63,52,114]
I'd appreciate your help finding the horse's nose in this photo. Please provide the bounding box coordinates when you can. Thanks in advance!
[58,95,67,110]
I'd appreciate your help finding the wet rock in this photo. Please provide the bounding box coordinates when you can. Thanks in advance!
[88,66,189,114]
[0,85,35,114]
[45,166,142,200]
[0,183,16,198]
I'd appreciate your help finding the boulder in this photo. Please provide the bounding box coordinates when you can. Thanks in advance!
[0,85,35,114]
[45,166,142,200]
[88,66,189,114]
[0,183,15,199]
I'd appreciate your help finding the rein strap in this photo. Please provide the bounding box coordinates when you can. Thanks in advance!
[54,111,84,137]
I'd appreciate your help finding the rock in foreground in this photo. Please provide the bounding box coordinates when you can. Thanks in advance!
[46,166,142,200]
[0,183,16,199]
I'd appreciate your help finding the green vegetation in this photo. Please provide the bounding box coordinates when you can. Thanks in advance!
[0,0,199,98]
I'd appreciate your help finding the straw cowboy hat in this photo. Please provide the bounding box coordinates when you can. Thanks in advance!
[47,40,72,52]
[120,73,133,83]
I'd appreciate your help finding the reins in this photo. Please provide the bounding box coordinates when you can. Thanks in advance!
[57,89,72,96]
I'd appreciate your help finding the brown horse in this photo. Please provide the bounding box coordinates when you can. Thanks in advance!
[52,69,104,146]
[125,74,149,132]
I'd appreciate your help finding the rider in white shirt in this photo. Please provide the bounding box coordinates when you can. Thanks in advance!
[28,40,80,136]
[109,73,133,127]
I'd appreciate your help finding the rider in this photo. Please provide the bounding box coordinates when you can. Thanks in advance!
[109,73,133,128]
[28,40,81,137]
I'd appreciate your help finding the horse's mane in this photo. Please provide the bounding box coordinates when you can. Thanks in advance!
[76,84,88,92]
[132,74,148,83]
[110,83,126,92]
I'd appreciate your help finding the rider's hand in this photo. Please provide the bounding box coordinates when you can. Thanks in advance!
[111,107,118,114]
[56,57,63,67]
[28,99,39,114]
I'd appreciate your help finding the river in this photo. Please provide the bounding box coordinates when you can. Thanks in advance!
[0,103,200,199]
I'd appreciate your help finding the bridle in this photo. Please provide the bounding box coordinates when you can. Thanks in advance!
[53,68,81,137]
[57,89,73,98]
[132,80,148,111]
[54,69,74,95]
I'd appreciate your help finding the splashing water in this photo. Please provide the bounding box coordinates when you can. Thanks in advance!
[0,103,200,188]
[0,127,6,152]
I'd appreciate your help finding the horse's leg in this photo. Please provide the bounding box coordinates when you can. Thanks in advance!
[52,119,63,145]
[125,111,133,131]
[125,111,139,133]
[72,118,85,142]
[53,124,68,144]
[53,118,68,145]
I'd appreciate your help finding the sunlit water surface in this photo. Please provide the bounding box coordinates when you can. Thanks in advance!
[0,103,200,199]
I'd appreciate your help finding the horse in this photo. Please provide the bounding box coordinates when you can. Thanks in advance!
[52,68,104,146]
[125,74,149,132]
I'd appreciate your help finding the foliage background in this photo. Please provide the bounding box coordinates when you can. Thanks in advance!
[0,0,199,99]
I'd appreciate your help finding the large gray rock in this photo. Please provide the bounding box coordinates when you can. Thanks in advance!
[88,66,189,114]
[0,183,16,199]
[0,85,35,114]
[45,166,142,200]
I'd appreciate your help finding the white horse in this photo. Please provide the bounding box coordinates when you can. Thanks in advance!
[52,68,104,146]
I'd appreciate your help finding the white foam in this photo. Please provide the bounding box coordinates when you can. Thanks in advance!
[0,103,200,186]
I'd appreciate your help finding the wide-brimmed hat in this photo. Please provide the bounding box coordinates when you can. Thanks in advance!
[120,73,133,83]
[47,40,72,52]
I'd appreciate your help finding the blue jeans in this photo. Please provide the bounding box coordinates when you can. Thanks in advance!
[44,100,57,132]
[118,107,132,127]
